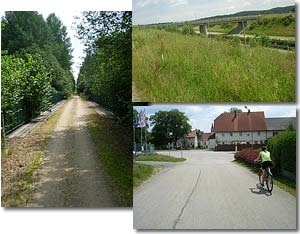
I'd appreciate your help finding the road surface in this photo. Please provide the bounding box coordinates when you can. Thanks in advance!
[134,150,296,229]
[29,96,114,207]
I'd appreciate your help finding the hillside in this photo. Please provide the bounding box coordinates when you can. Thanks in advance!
[199,5,295,21]
[245,13,295,37]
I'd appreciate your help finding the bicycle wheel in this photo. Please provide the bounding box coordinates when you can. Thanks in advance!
[266,174,273,192]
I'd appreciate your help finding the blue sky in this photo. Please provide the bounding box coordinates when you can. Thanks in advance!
[133,0,295,25]
[134,105,296,132]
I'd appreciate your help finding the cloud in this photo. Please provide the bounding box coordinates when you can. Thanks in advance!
[136,0,188,8]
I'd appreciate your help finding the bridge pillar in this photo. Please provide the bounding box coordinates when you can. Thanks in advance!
[199,24,207,35]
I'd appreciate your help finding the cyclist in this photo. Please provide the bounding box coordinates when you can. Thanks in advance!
[254,145,272,187]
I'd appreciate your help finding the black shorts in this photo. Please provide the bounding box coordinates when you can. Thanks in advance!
[262,161,272,170]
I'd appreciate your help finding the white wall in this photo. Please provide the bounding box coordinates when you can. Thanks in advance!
[215,131,267,144]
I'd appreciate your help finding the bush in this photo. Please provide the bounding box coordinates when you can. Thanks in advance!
[165,24,177,33]
[182,24,195,35]
[267,130,296,175]
[234,148,259,165]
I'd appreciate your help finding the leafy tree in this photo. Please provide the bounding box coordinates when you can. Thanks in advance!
[150,109,191,148]
[229,107,242,113]
[76,11,131,124]
[1,11,75,99]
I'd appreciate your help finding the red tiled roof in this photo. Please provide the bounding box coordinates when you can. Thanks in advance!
[200,133,210,141]
[186,130,196,138]
[214,112,267,132]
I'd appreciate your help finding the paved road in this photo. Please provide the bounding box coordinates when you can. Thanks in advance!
[134,150,296,229]
[29,96,113,207]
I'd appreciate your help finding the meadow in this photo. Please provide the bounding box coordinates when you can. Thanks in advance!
[133,27,295,102]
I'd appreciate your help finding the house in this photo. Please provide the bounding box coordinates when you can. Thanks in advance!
[209,111,296,151]
[177,130,198,148]
[199,133,210,148]
[266,117,296,138]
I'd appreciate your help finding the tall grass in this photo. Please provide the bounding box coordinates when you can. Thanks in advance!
[132,28,295,102]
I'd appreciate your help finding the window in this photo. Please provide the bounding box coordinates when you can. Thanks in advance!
[239,132,242,136]
[230,132,233,136]
[273,131,279,136]
[257,131,260,136]
[222,133,225,137]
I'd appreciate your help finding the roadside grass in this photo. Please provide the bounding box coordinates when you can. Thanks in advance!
[88,113,132,207]
[1,101,66,207]
[245,13,295,37]
[133,28,295,102]
[136,154,186,162]
[133,163,160,187]
[233,160,296,197]
[208,23,238,34]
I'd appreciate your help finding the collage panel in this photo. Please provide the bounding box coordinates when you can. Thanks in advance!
[1,11,132,208]
[133,104,297,229]
[132,0,295,103]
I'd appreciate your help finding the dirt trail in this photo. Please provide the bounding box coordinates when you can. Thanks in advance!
[29,96,114,207]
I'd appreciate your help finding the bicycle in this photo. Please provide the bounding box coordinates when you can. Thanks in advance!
[257,161,274,193]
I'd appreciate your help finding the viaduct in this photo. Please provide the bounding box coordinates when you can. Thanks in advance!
[144,15,260,35]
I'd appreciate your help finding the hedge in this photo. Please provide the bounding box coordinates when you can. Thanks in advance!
[267,130,296,175]
[234,148,259,165]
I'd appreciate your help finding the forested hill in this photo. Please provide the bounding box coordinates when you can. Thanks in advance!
[200,5,295,20]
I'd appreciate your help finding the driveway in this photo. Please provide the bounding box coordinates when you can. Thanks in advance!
[133,150,296,229]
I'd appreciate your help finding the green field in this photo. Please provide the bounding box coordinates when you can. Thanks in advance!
[246,13,295,37]
[133,27,295,102]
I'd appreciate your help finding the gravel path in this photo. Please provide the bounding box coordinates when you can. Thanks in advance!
[134,150,296,229]
[29,96,113,207]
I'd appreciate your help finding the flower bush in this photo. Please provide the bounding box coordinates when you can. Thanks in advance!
[234,148,259,165]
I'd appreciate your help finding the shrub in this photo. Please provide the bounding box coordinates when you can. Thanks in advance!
[267,130,296,175]
[182,24,195,35]
[234,148,259,165]
[165,24,177,33]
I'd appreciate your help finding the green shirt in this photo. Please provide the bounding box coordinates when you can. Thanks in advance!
[260,151,271,162]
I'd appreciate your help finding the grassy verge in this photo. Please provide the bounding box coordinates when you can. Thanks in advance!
[88,113,132,207]
[133,28,295,102]
[136,154,186,162]
[233,160,296,197]
[133,163,160,187]
[1,101,66,207]
[245,13,295,37]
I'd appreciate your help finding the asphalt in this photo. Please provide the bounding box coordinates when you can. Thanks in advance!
[133,150,296,230]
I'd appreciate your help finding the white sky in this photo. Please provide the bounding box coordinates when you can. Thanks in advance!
[133,0,295,25]
[134,105,297,132]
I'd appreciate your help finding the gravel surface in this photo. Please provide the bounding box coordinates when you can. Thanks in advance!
[29,96,113,207]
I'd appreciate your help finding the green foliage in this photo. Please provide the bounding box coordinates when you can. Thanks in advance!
[1,54,52,130]
[150,109,191,148]
[267,130,296,175]
[1,11,74,100]
[133,28,295,102]
[246,13,295,37]
[76,11,131,124]
[165,24,178,32]
[182,24,195,35]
